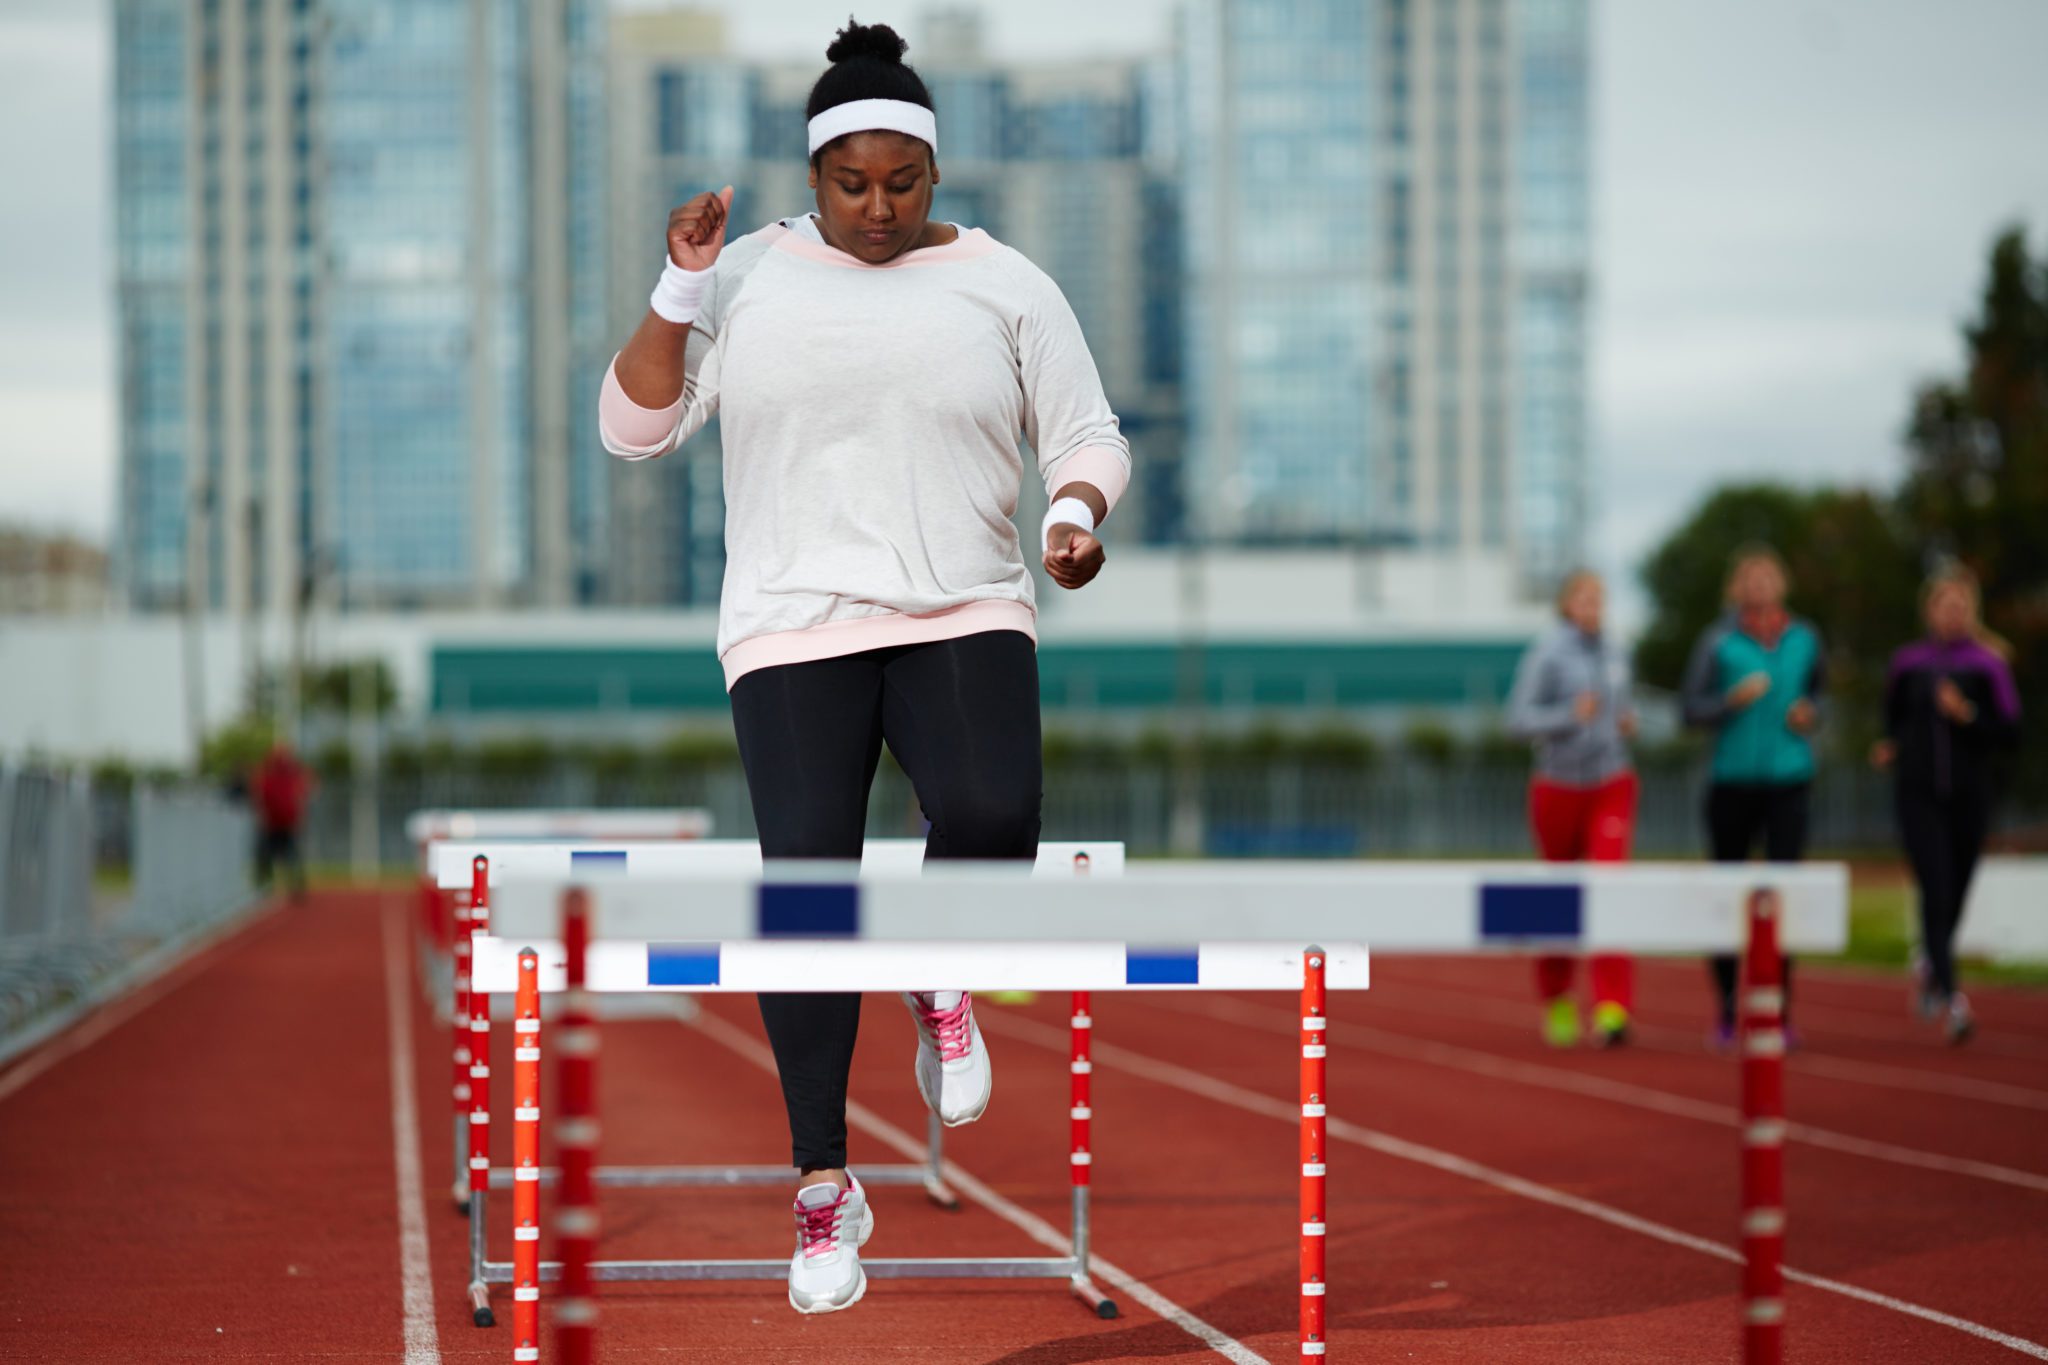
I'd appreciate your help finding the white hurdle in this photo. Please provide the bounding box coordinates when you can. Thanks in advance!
[416,810,713,1218]
[432,838,1128,1328]
[441,851,1848,1360]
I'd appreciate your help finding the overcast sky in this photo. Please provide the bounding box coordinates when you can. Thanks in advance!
[4,0,2046,616]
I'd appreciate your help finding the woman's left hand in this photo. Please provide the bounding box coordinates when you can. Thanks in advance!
[1044,526,1105,590]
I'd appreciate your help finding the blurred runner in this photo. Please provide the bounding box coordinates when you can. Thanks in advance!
[1873,564,2021,1044]
[1506,570,1639,1047]
[251,740,313,904]
[1682,545,1825,1049]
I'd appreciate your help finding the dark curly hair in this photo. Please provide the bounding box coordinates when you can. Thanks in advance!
[805,19,934,164]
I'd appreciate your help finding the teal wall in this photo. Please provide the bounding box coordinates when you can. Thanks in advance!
[429,640,1523,715]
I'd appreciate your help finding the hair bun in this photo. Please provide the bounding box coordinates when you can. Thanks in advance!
[826,20,908,66]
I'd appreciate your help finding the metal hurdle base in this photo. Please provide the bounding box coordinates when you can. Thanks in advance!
[457,1111,961,1215]
[467,1130,1118,1324]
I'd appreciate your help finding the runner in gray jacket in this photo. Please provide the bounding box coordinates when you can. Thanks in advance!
[1505,571,1640,1047]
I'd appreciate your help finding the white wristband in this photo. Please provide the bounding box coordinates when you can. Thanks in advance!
[650,255,713,325]
[1042,496,1096,551]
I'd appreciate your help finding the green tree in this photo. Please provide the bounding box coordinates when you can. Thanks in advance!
[1898,225,2048,792]
[1634,484,1920,755]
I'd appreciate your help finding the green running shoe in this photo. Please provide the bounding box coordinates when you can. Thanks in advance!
[1542,996,1581,1048]
[1592,1000,1632,1048]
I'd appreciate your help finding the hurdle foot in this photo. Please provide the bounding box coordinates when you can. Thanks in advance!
[922,1175,962,1211]
[1071,1277,1117,1319]
[468,1282,493,1328]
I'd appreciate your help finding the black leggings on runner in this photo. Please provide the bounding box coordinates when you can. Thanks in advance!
[1896,788,1991,1000]
[1705,782,1809,1029]
[729,630,1042,1171]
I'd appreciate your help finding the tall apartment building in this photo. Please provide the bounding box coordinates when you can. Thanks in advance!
[603,9,1185,606]
[1180,0,1590,586]
[112,0,610,614]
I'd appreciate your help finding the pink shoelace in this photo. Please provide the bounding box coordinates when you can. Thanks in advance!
[914,993,975,1063]
[797,1192,847,1259]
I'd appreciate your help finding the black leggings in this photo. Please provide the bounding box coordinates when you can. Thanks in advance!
[1896,788,1990,999]
[730,630,1042,1170]
[1705,782,1809,1028]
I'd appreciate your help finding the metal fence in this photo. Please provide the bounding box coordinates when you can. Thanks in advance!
[296,760,1943,867]
[1,769,256,1062]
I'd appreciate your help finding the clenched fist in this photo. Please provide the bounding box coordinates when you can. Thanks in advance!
[669,186,734,272]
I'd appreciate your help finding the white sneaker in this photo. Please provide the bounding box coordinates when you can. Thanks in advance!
[1945,994,1976,1046]
[903,990,992,1126]
[787,1173,873,1314]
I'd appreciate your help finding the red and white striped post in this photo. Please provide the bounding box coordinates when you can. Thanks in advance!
[1070,990,1094,1189]
[512,949,543,1363]
[1740,889,1787,1365]
[555,888,599,1365]
[1065,990,1116,1318]
[1300,946,1329,1359]
[466,857,497,1325]
[451,885,473,1211]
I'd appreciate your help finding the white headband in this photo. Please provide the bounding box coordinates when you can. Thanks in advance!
[806,98,938,158]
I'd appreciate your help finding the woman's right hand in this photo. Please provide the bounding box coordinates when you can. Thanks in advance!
[1870,739,1897,770]
[1725,672,1771,710]
[668,186,733,272]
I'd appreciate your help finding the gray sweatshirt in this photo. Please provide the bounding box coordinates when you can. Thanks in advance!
[1504,622,1635,785]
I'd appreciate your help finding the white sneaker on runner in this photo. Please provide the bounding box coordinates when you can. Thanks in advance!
[1945,993,1976,1046]
[903,990,992,1127]
[787,1173,873,1314]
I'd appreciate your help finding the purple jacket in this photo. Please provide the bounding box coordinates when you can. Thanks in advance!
[1884,637,2021,800]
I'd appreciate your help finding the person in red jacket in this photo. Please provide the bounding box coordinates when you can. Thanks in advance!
[252,741,313,903]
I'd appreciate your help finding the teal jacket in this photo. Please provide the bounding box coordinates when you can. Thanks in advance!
[1680,613,1826,784]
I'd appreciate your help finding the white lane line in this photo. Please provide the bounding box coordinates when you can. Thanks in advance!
[381,898,442,1364]
[0,899,280,1103]
[1145,993,2048,1196]
[682,1006,1268,1365]
[1366,974,2048,1112]
[976,1010,2048,1361]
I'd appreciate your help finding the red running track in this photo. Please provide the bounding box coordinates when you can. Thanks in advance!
[1,887,2044,1362]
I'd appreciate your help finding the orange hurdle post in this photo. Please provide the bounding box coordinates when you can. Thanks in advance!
[1301,947,1328,1359]
[1067,991,1115,1317]
[467,857,495,1326]
[555,888,599,1365]
[1740,890,1787,1365]
[512,949,543,1362]
[451,885,473,1212]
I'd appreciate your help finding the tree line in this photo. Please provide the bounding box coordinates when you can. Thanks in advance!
[1634,226,2047,799]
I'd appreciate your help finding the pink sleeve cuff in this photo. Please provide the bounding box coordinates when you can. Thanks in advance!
[1047,445,1131,515]
[598,355,683,459]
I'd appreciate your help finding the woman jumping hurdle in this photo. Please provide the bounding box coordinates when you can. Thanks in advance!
[597,18,1130,1314]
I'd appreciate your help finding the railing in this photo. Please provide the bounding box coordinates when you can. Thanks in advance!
[295,761,1933,867]
[0,769,255,1065]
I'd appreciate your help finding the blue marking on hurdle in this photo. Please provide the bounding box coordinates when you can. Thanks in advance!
[569,849,629,874]
[647,943,722,986]
[757,883,861,938]
[1125,948,1201,985]
[1479,882,1584,938]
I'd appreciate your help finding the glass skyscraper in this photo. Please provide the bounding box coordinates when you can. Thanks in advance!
[603,11,1185,605]
[113,0,608,614]
[1180,0,1590,586]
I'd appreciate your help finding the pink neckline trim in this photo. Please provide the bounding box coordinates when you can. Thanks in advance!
[767,223,1001,270]
[722,599,1036,688]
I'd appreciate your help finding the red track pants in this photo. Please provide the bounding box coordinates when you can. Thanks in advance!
[1530,773,1638,1009]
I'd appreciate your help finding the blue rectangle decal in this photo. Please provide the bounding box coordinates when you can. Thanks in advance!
[569,849,629,874]
[757,883,860,937]
[647,944,721,986]
[1480,883,1583,939]
[1125,948,1200,985]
